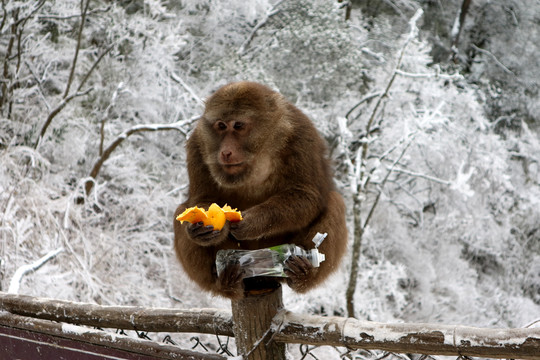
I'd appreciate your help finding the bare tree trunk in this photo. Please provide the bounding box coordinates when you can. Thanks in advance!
[231,283,285,360]
[451,0,472,51]
[345,198,363,318]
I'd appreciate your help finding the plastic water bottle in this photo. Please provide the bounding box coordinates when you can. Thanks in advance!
[216,243,326,278]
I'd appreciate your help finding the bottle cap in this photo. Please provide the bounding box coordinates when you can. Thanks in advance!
[312,232,327,248]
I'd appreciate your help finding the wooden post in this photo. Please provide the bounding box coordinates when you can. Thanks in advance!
[231,280,285,360]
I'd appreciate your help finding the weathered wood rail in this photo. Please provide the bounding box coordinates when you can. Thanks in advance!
[1,291,539,359]
[0,312,226,360]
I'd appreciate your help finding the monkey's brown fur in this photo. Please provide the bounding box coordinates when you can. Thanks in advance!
[174,81,347,299]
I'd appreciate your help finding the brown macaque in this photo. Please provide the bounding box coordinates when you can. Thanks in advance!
[174,81,348,299]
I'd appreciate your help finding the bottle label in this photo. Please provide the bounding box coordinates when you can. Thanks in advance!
[216,244,325,279]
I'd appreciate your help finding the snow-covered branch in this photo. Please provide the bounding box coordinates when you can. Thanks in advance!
[84,116,198,195]
[395,69,463,80]
[170,72,204,106]
[8,248,64,294]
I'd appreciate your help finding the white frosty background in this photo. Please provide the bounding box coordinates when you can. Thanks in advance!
[1,0,539,358]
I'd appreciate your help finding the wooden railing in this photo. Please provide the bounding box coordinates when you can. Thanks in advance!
[0,290,539,359]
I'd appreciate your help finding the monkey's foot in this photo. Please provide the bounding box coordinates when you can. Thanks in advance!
[216,263,245,299]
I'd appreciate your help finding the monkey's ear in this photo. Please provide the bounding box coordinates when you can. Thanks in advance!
[266,93,283,112]
[269,94,294,134]
[265,94,277,111]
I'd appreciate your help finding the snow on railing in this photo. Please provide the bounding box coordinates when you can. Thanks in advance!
[0,290,539,360]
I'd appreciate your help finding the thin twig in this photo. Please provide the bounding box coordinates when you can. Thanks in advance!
[64,0,90,98]
[471,44,515,76]
[11,0,46,28]
[524,319,540,328]
[364,9,423,139]
[37,6,111,21]
[35,45,113,148]
[385,165,451,185]
[24,60,51,112]
[76,44,114,93]
[345,91,382,122]
[237,0,284,55]
[363,135,416,230]
[35,88,93,148]
[0,0,7,34]
[99,82,124,156]
[358,8,423,184]
[244,326,273,358]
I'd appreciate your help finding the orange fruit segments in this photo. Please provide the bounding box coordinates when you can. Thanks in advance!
[176,203,243,231]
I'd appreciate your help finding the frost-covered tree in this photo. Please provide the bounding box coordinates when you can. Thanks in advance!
[0,4,538,358]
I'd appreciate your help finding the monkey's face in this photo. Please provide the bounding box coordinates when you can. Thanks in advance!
[199,114,272,188]
[197,82,293,189]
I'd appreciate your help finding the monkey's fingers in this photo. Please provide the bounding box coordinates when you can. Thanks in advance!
[187,222,215,236]
[285,256,317,293]
[284,255,313,277]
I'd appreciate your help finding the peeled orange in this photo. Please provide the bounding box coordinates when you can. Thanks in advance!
[223,204,243,222]
[176,203,242,231]
[176,206,207,224]
[205,203,226,230]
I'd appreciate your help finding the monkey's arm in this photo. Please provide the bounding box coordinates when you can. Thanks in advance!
[174,226,216,292]
[174,219,245,298]
[288,190,348,292]
[230,185,325,240]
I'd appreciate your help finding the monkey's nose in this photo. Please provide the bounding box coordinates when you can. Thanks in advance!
[221,151,232,162]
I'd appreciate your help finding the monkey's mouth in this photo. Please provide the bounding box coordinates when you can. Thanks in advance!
[221,163,246,175]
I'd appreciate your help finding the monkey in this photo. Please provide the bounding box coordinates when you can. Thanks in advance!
[173,81,348,299]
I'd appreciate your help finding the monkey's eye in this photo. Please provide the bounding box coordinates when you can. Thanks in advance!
[216,121,227,131]
[233,122,244,130]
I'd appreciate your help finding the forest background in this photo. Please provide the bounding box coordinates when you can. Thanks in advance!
[1,0,539,358]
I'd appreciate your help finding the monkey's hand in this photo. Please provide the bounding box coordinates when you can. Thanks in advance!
[216,263,245,299]
[186,221,230,246]
[284,255,317,293]
[229,211,263,240]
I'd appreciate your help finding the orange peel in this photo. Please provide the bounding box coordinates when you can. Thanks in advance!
[176,203,242,231]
